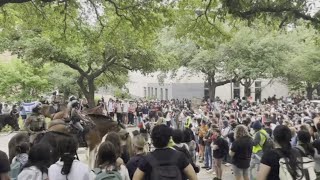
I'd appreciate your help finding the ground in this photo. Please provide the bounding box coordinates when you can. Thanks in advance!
[0,129,234,179]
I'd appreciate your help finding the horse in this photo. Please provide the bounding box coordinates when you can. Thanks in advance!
[8,113,124,167]
[0,111,20,132]
[41,104,67,119]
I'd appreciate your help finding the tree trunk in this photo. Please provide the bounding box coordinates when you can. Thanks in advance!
[244,85,251,97]
[306,82,314,100]
[86,79,95,108]
[77,76,95,108]
[208,84,216,101]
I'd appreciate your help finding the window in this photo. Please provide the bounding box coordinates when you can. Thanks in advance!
[255,81,262,102]
[144,87,147,98]
[165,89,168,100]
[160,88,163,100]
[233,82,240,99]
[151,87,154,97]
[148,87,150,97]
[155,88,158,98]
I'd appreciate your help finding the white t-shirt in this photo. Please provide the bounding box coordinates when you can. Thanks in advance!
[48,160,92,180]
[122,102,129,113]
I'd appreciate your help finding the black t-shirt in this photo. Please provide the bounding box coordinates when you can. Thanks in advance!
[126,153,145,180]
[138,148,189,180]
[260,148,283,180]
[213,137,228,159]
[231,136,253,169]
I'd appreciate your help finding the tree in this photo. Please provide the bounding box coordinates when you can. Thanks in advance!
[0,60,52,101]
[223,27,296,97]
[0,1,171,107]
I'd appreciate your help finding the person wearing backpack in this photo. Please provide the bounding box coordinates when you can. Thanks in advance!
[258,125,310,180]
[250,120,269,180]
[133,124,197,180]
[10,142,30,180]
[92,141,128,180]
[48,136,91,180]
[18,143,50,180]
[212,127,229,180]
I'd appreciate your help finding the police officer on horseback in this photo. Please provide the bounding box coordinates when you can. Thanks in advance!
[24,103,46,144]
[68,97,89,146]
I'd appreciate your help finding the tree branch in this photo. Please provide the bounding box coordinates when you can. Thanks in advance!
[0,0,55,7]
[90,57,116,78]
[204,0,226,36]
[53,57,87,77]
[231,6,320,24]
[106,0,134,25]
[77,75,89,95]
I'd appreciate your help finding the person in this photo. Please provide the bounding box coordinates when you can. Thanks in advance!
[18,143,51,180]
[116,100,123,124]
[212,128,229,180]
[133,124,198,180]
[198,120,208,163]
[108,99,115,118]
[19,104,27,123]
[203,124,214,170]
[24,103,46,144]
[172,129,200,175]
[48,136,91,180]
[10,142,30,177]
[122,100,129,124]
[69,100,88,145]
[126,135,146,179]
[229,125,253,180]
[104,132,126,165]
[128,102,136,125]
[258,125,302,180]
[250,120,268,180]
[2,103,11,114]
[93,141,130,180]
[0,150,10,180]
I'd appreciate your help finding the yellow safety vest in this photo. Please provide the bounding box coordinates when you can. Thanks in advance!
[184,116,192,128]
[252,129,267,154]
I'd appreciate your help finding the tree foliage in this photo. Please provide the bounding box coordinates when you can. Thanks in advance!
[0,0,173,106]
[0,60,52,101]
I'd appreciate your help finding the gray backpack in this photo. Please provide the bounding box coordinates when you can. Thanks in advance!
[9,159,22,180]
[92,168,122,180]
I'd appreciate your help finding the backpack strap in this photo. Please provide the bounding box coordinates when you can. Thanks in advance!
[92,168,103,175]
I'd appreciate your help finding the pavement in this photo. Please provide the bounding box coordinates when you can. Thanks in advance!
[0,129,235,179]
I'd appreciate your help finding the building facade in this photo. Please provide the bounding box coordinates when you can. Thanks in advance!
[126,68,289,101]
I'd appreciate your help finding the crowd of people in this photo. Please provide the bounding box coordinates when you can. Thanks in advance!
[0,95,320,180]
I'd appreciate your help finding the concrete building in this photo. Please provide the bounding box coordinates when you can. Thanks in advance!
[126,68,289,101]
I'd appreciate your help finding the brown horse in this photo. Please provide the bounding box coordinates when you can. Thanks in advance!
[40,104,68,119]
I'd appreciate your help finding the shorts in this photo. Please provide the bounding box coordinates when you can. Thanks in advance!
[199,137,205,146]
[232,165,249,177]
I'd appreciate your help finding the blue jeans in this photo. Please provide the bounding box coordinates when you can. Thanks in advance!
[204,145,212,167]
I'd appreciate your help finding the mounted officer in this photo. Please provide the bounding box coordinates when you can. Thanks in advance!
[24,103,46,144]
[68,97,90,146]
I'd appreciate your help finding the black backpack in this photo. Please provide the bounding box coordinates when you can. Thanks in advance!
[145,153,182,180]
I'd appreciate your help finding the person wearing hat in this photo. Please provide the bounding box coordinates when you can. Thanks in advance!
[249,120,269,180]
[24,103,46,144]
[126,135,146,179]
[0,150,10,180]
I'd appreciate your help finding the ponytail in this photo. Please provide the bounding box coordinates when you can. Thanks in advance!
[280,141,303,179]
[60,153,75,176]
